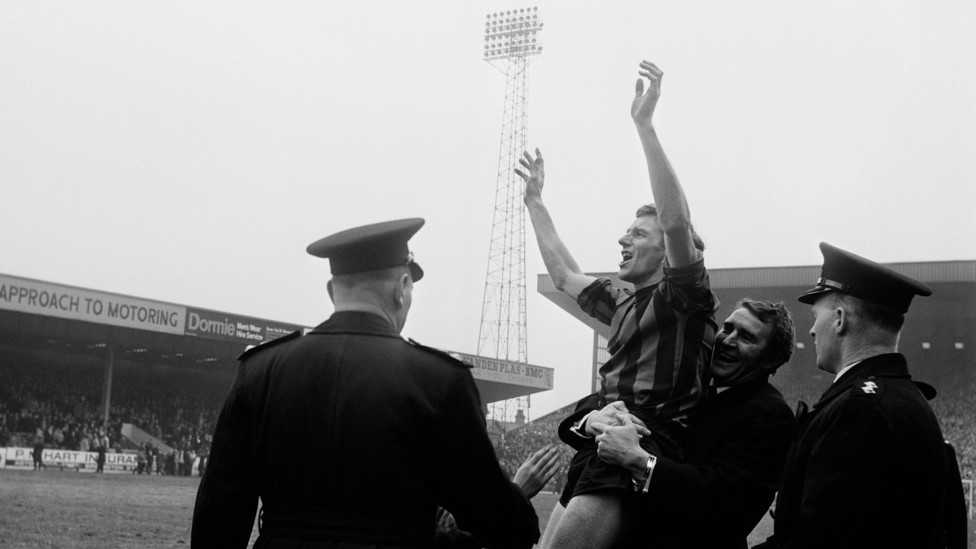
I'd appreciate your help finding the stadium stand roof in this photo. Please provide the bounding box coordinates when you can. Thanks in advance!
[0,273,305,370]
[0,273,550,408]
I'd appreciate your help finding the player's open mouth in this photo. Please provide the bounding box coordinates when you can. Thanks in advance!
[619,251,633,267]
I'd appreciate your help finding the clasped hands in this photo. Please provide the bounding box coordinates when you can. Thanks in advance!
[588,401,652,471]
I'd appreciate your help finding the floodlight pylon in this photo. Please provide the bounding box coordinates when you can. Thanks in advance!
[478,7,543,425]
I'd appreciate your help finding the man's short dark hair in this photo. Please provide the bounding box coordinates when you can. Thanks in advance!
[823,292,906,333]
[635,204,705,252]
[736,298,795,369]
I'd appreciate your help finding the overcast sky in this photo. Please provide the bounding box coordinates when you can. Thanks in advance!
[2,1,974,417]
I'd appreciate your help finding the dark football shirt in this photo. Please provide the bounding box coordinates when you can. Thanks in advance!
[577,258,718,428]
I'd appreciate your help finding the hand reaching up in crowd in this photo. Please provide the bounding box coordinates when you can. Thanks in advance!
[512,444,561,498]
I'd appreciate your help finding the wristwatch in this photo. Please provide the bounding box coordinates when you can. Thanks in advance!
[632,454,658,494]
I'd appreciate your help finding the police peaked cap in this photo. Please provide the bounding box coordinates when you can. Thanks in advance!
[797,242,931,314]
[306,218,425,282]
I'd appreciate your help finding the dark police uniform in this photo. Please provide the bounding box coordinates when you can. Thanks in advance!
[764,242,957,549]
[191,219,539,549]
[772,354,946,548]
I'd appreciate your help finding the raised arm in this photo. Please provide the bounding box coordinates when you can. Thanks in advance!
[517,148,596,300]
[632,61,700,268]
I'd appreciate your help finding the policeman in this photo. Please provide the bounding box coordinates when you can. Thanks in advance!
[191,218,540,548]
[761,242,949,548]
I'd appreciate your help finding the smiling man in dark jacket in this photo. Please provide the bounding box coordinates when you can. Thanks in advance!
[564,298,797,548]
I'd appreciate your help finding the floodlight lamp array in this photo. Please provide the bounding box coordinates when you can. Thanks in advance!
[484,7,542,60]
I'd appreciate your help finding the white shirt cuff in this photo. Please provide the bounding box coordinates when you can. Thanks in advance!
[569,410,597,438]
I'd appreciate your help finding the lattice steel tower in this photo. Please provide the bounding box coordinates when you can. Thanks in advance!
[479,7,543,424]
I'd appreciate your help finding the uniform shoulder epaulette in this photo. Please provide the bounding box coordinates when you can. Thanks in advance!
[851,376,886,398]
[238,330,302,361]
[407,338,471,368]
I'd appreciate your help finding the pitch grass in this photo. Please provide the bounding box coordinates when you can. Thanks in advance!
[0,468,247,548]
[0,469,970,547]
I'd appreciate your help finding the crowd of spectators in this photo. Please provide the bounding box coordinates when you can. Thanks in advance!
[1,355,973,483]
[929,377,976,479]
[0,359,115,452]
[0,357,228,476]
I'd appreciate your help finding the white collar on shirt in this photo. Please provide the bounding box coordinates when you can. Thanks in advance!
[833,361,863,383]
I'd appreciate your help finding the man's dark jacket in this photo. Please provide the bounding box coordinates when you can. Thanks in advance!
[192,311,538,549]
[771,353,947,548]
[558,376,795,549]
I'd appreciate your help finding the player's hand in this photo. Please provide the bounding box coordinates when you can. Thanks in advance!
[631,60,663,130]
[591,416,648,472]
[515,148,545,203]
[585,401,651,437]
[512,444,561,498]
